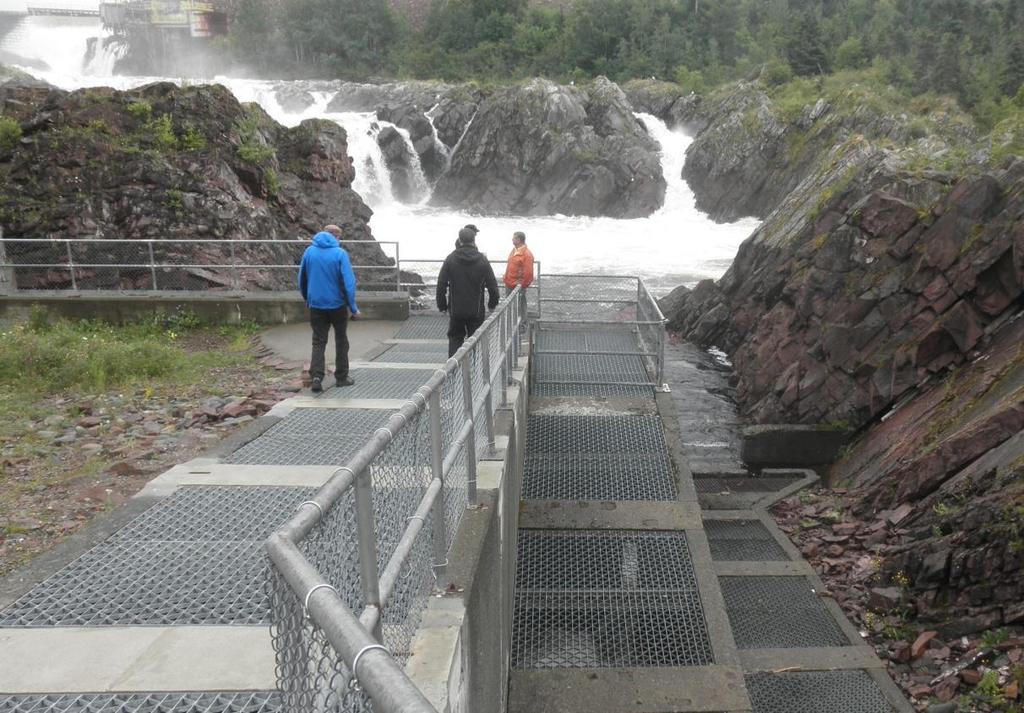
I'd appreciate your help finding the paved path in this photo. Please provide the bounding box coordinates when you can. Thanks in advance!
[0,314,454,712]
[508,335,913,713]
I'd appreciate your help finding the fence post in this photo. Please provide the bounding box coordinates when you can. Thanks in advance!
[353,464,383,642]
[428,389,448,578]
[460,358,478,505]
[65,240,77,291]
[658,318,667,391]
[395,242,401,293]
[480,325,496,451]
[0,228,14,294]
[229,241,237,290]
[498,307,509,404]
[147,241,158,290]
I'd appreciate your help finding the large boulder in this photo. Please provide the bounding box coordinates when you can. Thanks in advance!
[0,81,385,291]
[430,77,665,217]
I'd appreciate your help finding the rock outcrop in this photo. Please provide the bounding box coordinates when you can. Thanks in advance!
[662,78,1024,631]
[430,77,665,217]
[0,81,386,290]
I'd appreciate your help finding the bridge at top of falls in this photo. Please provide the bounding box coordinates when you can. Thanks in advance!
[0,275,912,713]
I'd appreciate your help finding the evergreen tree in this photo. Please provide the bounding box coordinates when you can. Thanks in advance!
[785,12,830,76]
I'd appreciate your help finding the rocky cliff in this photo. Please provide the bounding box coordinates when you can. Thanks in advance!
[0,77,386,290]
[320,77,667,218]
[660,79,1024,631]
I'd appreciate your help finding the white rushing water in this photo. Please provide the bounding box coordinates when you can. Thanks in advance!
[0,17,760,294]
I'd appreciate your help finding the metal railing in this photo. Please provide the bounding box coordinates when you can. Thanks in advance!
[0,237,542,302]
[534,273,667,389]
[265,287,525,713]
[0,237,401,292]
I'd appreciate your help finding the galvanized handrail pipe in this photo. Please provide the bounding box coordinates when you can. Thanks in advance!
[265,534,438,713]
[377,477,443,605]
[0,237,400,247]
[354,462,383,642]
[0,262,400,271]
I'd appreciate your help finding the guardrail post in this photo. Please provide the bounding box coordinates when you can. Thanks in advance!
[428,389,447,578]
[658,318,667,390]
[229,241,237,290]
[498,307,509,403]
[147,241,158,290]
[64,240,77,291]
[0,229,14,294]
[460,358,478,504]
[353,464,383,642]
[394,242,401,292]
[480,325,496,450]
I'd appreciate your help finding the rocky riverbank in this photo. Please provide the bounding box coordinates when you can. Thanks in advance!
[659,75,1023,639]
[0,74,384,290]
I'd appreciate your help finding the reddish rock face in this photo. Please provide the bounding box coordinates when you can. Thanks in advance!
[661,118,1024,629]
[0,81,384,291]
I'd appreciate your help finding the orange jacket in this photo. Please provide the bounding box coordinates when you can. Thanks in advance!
[503,245,535,289]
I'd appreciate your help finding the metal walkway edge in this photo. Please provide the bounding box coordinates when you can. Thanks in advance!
[508,323,914,713]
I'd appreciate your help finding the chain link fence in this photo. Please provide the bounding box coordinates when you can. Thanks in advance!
[0,238,401,292]
[266,287,525,713]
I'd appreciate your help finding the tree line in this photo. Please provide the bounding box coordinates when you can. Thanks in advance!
[226,0,1024,127]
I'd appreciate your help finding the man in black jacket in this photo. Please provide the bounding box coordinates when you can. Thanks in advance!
[437,226,500,357]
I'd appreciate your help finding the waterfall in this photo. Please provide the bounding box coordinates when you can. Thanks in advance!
[0,16,104,77]
[424,103,452,173]
[83,37,127,76]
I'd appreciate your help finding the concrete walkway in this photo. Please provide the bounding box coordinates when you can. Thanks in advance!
[0,313,454,711]
[508,335,913,713]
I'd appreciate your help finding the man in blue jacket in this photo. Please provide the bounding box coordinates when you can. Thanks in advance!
[298,225,360,393]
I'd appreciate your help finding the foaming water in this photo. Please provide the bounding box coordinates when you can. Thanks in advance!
[4,25,759,294]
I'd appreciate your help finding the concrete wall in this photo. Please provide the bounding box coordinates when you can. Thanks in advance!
[405,355,528,712]
[0,291,409,324]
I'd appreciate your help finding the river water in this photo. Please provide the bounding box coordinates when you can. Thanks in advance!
[0,17,760,295]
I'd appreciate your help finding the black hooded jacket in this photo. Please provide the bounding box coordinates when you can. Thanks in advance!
[436,244,500,320]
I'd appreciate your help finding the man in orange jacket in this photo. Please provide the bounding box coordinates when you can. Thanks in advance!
[503,231,534,294]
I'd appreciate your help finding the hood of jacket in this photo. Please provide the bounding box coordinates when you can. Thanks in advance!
[453,244,483,263]
[312,231,339,249]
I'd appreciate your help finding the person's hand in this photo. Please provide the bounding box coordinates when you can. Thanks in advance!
[351,311,360,320]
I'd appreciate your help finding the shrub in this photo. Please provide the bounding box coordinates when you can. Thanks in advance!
[0,115,22,152]
[764,59,794,87]
[145,114,177,152]
[126,100,153,119]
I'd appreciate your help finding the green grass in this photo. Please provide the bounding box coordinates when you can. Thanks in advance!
[0,309,258,396]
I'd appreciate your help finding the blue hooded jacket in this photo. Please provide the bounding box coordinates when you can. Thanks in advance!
[298,232,359,312]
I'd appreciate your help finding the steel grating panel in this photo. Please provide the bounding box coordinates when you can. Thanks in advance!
[526,415,667,455]
[321,368,435,399]
[111,486,314,542]
[533,354,650,385]
[226,408,392,465]
[513,530,712,669]
[704,520,790,562]
[694,476,802,493]
[746,671,896,713]
[719,576,849,649]
[531,382,654,398]
[393,316,449,339]
[522,453,676,501]
[0,692,283,712]
[0,540,267,626]
[535,330,641,354]
[372,343,449,364]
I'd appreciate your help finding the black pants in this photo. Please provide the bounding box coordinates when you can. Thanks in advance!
[447,314,483,357]
[309,307,350,381]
